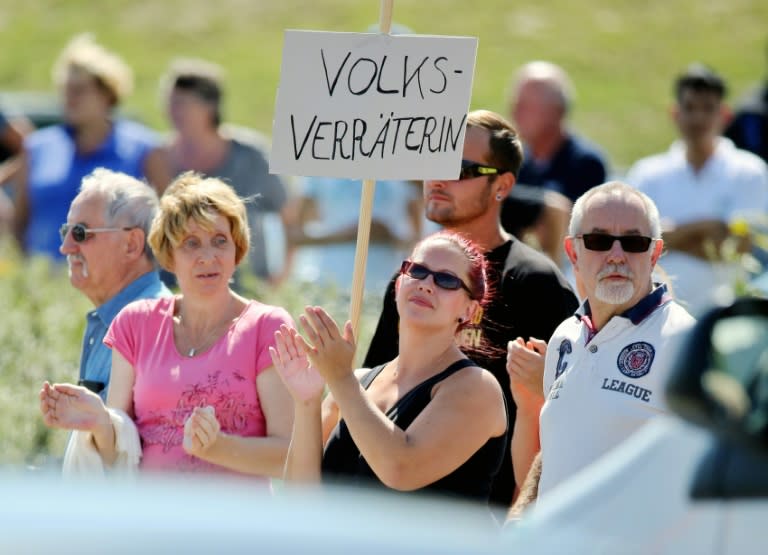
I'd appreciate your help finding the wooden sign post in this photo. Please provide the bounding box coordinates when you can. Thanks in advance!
[352,1,392,338]
[270,1,477,340]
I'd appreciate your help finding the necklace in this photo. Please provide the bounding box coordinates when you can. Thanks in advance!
[177,297,237,358]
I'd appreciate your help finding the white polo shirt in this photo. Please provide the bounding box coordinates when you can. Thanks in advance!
[627,138,768,315]
[538,284,695,496]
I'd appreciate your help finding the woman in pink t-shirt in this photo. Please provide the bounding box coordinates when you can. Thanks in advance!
[40,172,294,478]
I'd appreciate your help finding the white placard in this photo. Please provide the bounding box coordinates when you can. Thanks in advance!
[270,30,477,180]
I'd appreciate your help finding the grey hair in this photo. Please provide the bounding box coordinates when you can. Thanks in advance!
[512,61,575,114]
[569,181,662,239]
[79,168,160,263]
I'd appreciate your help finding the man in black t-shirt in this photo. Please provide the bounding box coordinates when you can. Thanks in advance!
[364,110,579,509]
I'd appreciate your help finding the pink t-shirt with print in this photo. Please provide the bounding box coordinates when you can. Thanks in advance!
[104,296,293,476]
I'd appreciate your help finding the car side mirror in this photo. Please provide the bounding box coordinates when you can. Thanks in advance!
[666,297,768,455]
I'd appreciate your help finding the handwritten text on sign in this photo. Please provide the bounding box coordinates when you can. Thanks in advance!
[270,31,477,179]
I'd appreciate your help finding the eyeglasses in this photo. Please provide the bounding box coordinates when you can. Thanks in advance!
[576,233,654,253]
[400,260,474,297]
[59,223,135,243]
[459,159,509,181]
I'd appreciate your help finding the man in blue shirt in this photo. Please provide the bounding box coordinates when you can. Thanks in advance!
[503,61,608,269]
[59,168,170,399]
[509,61,608,203]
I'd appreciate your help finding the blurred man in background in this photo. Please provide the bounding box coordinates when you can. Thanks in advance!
[627,64,768,315]
[503,61,608,269]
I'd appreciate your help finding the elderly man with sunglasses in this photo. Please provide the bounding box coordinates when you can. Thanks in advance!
[58,168,169,399]
[509,181,696,518]
[365,109,579,511]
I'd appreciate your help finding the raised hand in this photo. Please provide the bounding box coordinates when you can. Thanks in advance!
[506,337,548,412]
[39,381,109,432]
[270,324,325,402]
[298,306,356,385]
[183,405,220,457]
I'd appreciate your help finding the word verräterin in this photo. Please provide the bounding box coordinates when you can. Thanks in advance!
[290,113,468,161]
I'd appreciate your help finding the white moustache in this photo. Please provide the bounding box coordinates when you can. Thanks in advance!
[67,254,89,278]
[597,264,632,280]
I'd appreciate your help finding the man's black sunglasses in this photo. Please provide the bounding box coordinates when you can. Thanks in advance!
[59,223,135,243]
[459,159,510,181]
[577,233,654,253]
[400,260,474,297]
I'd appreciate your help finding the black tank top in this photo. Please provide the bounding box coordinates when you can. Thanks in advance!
[321,359,508,503]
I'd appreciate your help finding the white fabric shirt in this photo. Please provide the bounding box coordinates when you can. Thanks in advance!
[627,138,768,315]
[62,408,141,477]
[538,285,695,496]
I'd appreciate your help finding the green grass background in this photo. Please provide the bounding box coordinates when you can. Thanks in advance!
[0,0,766,464]
[1,0,766,169]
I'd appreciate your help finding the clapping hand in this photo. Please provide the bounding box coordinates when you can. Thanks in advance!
[298,306,356,385]
[183,406,220,456]
[506,337,547,411]
[39,381,108,432]
[270,323,326,402]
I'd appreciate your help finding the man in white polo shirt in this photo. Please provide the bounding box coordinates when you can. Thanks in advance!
[626,64,768,316]
[508,181,695,516]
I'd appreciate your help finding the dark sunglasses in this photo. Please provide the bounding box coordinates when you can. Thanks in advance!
[400,260,474,297]
[577,233,654,253]
[459,159,509,181]
[59,223,135,243]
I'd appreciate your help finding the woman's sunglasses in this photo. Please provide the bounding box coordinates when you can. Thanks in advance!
[576,233,654,253]
[59,223,135,243]
[400,260,474,297]
[459,159,509,181]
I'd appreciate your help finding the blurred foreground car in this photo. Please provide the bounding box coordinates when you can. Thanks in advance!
[504,297,768,554]
[0,472,505,554]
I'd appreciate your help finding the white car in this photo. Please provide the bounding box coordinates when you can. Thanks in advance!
[503,296,768,554]
[0,471,507,554]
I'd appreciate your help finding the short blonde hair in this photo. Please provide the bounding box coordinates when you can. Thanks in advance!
[52,34,133,104]
[148,172,250,271]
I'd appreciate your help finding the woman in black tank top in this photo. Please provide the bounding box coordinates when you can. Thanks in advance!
[270,231,508,504]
